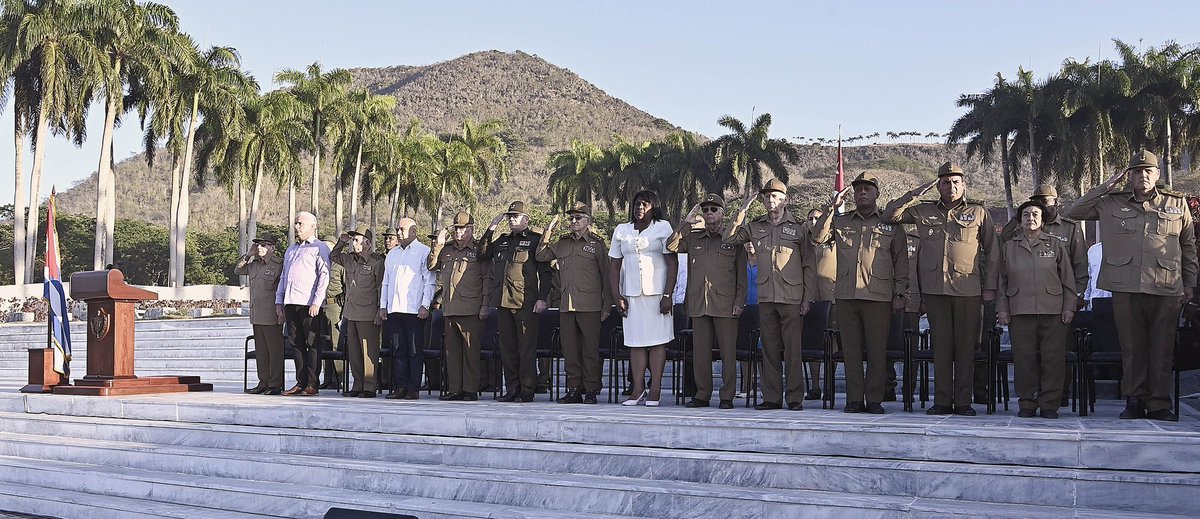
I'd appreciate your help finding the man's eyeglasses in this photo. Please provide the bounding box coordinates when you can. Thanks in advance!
[568,215,586,222]
[701,206,722,214]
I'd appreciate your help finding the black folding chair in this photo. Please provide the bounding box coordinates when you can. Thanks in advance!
[598,308,623,403]
[535,308,561,400]
[735,304,761,408]
[480,311,502,398]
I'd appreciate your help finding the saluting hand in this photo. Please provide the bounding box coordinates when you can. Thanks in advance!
[545,214,560,234]
[437,228,450,244]
[739,193,757,213]
[911,178,937,197]
[1102,169,1127,190]
[829,187,852,210]
[489,213,506,230]
[684,204,702,226]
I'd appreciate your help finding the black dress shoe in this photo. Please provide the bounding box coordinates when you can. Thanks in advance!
[804,389,822,401]
[583,392,598,404]
[1146,409,1178,422]
[1039,409,1059,419]
[882,392,897,402]
[787,402,803,411]
[843,402,865,414]
[516,391,535,402]
[462,392,478,401]
[1119,398,1145,419]
[343,390,362,397]
[926,405,953,415]
[359,391,377,398]
[953,406,977,416]
[496,392,518,402]
[264,387,282,395]
[245,386,268,394]
[1017,408,1037,418]
[385,390,407,400]
[685,398,710,408]
[754,401,782,410]
[865,402,885,414]
[718,400,734,409]
[557,389,583,404]
[439,392,465,401]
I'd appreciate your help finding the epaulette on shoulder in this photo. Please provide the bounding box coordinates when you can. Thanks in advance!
[587,230,606,242]
[530,225,546,234]
[965,198,985,206]
[1160,189,1186,198]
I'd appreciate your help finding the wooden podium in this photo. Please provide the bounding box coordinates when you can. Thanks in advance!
[52,270,213,396]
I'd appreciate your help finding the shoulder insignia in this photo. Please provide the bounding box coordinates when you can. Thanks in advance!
[1160,189,1185,198]
[965,198,985,206]
[530,226,545,234]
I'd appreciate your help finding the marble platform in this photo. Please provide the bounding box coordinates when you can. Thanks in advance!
[0,385,1196,518]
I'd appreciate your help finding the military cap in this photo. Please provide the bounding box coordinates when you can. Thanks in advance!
[347,224,373,241]
[505,201,527,215]
[1030,184,1058,199]
[381,227,399,237]
[700,193,726,208]
[1126,149,1158,171]
[851,171,880,189]
[451,211,474,227]
[251,233,278,246]
[937,162,964,178]
[760,178,788,195]
[565,201,591,216]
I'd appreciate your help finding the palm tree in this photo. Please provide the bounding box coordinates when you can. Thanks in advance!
[0,0,101,282]
[1056,58,1133,193]
[546,138,606,211]
[1113,39,1200,186]
[82,0,189,270]
[236,90,309,245]
[712,113,799,199]
[274,61,351,219]
[337,88,395,232]
[429,119,509,228]
[948,73,1025,217]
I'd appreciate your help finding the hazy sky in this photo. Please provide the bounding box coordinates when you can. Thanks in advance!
[2,0,1197,204]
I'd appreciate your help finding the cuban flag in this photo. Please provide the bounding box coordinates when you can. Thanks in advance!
[44,189,71,377]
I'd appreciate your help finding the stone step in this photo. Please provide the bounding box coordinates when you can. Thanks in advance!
[13,391,1199,473]
[0,411,1195,513]
[0,479,269,519]
[0,454,636,519]
[0,430,1150,519]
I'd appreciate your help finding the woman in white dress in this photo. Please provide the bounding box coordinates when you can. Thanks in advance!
[608,190,678,406]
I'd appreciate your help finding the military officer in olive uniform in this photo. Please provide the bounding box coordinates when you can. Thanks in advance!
[331,225,386,397]
[815,173,909,413]
[536,202,612,404]
[667,194,748,409]
[479,201,553,402]
[1000,183,1088,407]
[430,211,494,401]
[319,236,346,390]
[884,162,999,416]
[725,179,816,411]
[236,234,286,394]
[1066,150,1198,421]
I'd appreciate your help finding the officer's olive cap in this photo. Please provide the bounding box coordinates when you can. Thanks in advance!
[347,224,373,241]
[451,211,474,227]
[937,161,964,178]
[252,233,278,246]
[700,193,726,208]
[760,178,788,195]
[382,227,399,236]
[565,201,591,216]
[505,201,527,215]
[851,171,880,189]
[1126,149,1159,171]
[1030,184,1058,199]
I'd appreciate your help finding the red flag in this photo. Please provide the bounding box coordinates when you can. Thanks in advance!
[835,133,844,192]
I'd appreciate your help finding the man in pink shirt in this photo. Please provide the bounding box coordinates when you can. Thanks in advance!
[275,211,331,396]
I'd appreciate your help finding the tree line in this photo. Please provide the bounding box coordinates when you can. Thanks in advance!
[948,39,1200,216]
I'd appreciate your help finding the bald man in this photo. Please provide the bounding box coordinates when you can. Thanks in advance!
[276,211,331,396]
[379,218,438,399]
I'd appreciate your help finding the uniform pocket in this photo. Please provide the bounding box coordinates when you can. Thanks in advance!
[1111,209,1138,233]
[1154,212,1183,236]
[1104,255,1133,285]
[1155,257,1180,289]
[949,216,979,243]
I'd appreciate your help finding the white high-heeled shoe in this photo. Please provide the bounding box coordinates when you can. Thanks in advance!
[622,390,647,406]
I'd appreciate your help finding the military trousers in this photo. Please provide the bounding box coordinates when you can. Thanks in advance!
[925,295,981,408]
[284,304,322,389]
[251,323,285,389]
[1112,292,1180,413]
[560,311,602,393]
[444,315,483,394]
[758,302,806,405]
[345,319,381,392]
[1009,314,1068,411]
[498,306,539,395]
[837,299,893,405]
[387,312,425,393]
[692,315,739,402]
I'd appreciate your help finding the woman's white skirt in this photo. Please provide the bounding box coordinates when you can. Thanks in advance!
[622,295,674,347]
